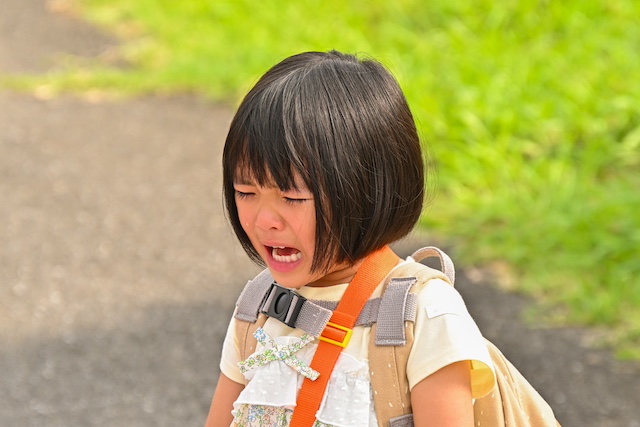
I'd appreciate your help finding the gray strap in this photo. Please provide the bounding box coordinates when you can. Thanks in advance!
[234,269,275,323]
[375,277,417,346]
[409,246,455,285]
[356,297,381,327]
[295,302,333,337]
[260,296,417,337]
[235,271,419,337]
[389,414,414,427]
[234,270,334,336]
[307,295,417,328]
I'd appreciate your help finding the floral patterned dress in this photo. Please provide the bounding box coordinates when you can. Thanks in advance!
[231,328,378,427]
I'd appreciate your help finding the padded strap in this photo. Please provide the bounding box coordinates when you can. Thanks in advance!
[368,253,452,427]
[236,313,268,363]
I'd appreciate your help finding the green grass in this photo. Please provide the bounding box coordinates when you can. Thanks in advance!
[7,0,640,357]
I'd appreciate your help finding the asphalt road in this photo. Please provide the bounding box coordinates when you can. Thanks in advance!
[1,1,639,426]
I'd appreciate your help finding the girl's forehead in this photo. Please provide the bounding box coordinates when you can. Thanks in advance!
[233,162,268,183]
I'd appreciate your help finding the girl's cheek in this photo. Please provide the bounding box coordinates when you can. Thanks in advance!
[236,206,252,231]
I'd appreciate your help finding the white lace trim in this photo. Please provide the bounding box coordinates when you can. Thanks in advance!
[315,355,374,427]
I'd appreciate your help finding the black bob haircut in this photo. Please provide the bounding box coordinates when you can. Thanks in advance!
[223,50,427,272]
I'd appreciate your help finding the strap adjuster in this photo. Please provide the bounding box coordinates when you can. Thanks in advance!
[263,283,306,328]
[319,322,353,348]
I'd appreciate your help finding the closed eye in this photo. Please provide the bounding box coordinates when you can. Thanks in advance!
[282,188,313,205]
[283,196,308,205]
[234,190,254,200]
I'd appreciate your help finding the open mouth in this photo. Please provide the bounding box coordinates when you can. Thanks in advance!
[270,246,302,263]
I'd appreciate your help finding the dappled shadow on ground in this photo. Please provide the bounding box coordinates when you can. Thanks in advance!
[0,300,232,427]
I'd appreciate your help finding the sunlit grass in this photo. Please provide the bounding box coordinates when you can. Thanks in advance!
[7,0,639,356]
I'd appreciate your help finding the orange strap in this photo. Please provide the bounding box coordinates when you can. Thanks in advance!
[289,245,399,427]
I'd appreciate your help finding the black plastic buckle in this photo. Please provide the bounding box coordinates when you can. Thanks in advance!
[263,283,306,328]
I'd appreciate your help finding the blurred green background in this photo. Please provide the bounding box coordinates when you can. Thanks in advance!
[11,0,640,357]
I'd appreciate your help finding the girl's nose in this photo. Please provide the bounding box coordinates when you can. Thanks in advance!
[255,204,284,231]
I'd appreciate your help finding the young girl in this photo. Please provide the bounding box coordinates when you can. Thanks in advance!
[205,50,495,427]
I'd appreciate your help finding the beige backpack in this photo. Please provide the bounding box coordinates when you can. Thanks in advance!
[233,247,561,427]
[369,247,561,427]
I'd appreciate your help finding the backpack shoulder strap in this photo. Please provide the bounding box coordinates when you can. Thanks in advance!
[368,248,452,427]
[234,269,273,362]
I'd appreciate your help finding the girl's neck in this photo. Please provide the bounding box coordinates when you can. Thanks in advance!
[305,258,366,287]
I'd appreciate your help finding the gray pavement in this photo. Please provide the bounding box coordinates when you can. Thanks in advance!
[1,1,639,426]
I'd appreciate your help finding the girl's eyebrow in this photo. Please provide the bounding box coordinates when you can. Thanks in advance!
[234,175,278,189]
[287,183,310,194]
[233,172,258,185]
[233,178,254,185]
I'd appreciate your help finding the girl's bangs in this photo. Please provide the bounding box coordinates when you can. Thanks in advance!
[232,89,310,191]
[232,133,305,192]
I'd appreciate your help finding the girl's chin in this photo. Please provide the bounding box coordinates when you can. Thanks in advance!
[268,271,309,289]
[264,263,312,289]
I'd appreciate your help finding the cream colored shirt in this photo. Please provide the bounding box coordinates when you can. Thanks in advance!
[219,261,496,425]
